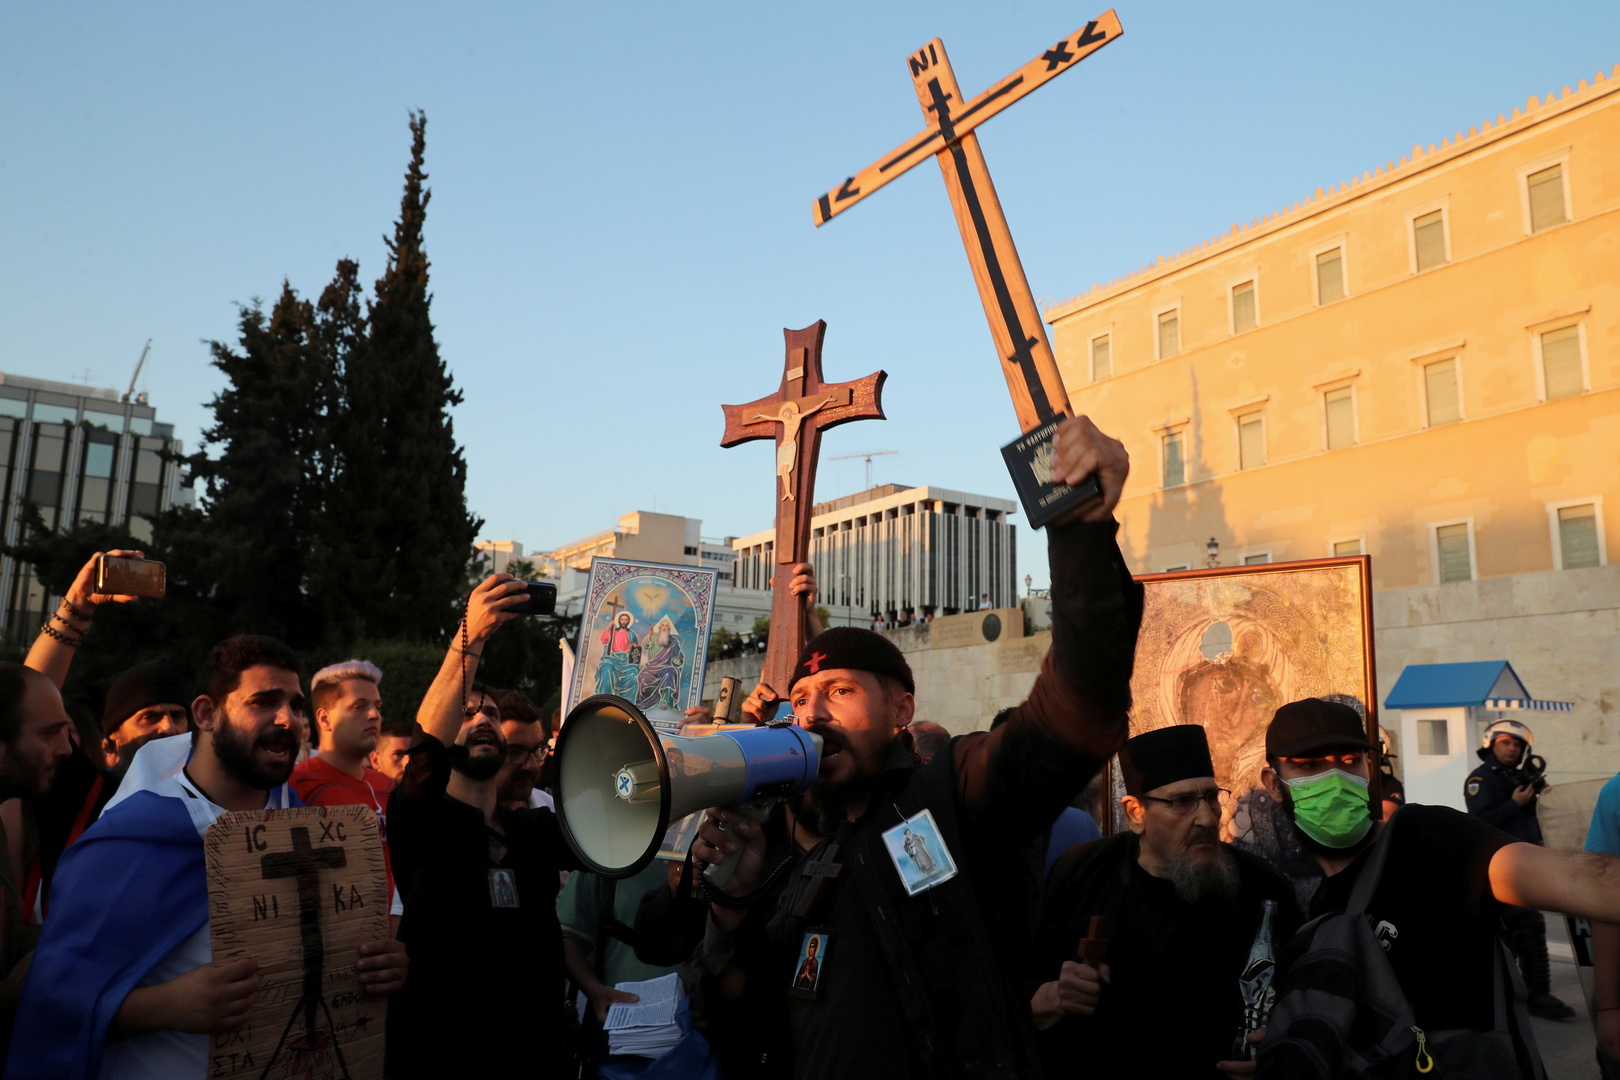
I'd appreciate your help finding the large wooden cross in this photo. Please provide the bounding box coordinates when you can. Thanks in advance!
[721,321,885,696]
[812,12,1122,434]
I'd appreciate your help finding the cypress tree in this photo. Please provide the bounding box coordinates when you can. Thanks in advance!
[349,110,481,640]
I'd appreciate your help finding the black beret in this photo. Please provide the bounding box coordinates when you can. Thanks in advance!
[103,660,192,736]
[790,627,915,696]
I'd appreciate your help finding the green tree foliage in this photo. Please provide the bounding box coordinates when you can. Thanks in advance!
[345,111,481,642]
[6,112,497,717]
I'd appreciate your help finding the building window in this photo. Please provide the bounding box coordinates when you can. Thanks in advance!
[1332,539,1363,557]
[1539,325,1584,400]
[1156,309,1180,360]
[1242,552,1270,566]
[1434,521,1473,584]
[1423,358,1460,426]
[1090,334,1112,381]
[1162,430,1186,488]
[1527,163,1567,233]
[1324,387,1355,450]
[1231,281,1257,334]
[1237,413,1264,470]
[1315,247,1346,304]
[1416,718,1451,757]
[1413,209,1447,272]
[1554,502,1602,570]
[1162,564,1191,573]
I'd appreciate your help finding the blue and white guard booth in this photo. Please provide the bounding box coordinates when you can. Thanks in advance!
[1382,660,1573,810]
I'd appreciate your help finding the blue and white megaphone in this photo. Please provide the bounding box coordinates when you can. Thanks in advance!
[555,693,821,880]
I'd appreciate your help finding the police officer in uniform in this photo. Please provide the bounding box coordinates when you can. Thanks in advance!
[1465,718,1576,1020]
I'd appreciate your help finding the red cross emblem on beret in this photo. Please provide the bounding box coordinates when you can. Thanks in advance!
[806,651,828,674]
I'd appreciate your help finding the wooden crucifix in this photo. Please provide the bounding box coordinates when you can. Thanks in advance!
[721,321,885,696]
[812,13,1122,525]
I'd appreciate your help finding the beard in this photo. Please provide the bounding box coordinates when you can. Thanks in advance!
[213,709,298,790]
[451,748,502,782]
[1166,843,1241,904]
[497,766,538,804]
[1277,783,1379,859]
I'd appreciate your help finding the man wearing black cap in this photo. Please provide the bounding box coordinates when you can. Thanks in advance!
[1257,698,1620,1075]
[1030,725,1299,1078]
[695,415,1142,1080]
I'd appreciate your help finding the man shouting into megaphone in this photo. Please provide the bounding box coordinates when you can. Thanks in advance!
[695,415,1142,1080]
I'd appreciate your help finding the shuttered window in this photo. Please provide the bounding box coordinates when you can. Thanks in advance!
[1436,523,1472,583]
[1162,431,1185,488]
[1527,164,1567,233]
[1413,210,1447,271]
[1333,539,1362,557]
[1243,553,1270,565]
[1157,310,1180,359]
[1090,335,1111,381]
[1237,413,1264,470]
[1558,504,1600,569]
[1316,248,1345,304]
[1540,326,1583,400]
[1424,359,1460,426]
[1232,281,1257,334]
[1324,387,1355,449]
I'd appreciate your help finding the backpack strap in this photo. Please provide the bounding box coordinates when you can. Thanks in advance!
[1346,808,1399,916]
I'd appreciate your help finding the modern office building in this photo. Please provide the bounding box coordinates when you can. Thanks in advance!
[731,484,1019,622]
[0,372,191,637]
[1043,67,1618,779]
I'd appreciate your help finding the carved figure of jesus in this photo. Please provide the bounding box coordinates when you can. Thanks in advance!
[749,394,837,501]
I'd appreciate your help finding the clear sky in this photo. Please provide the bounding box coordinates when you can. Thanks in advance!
[3,2,1616,591]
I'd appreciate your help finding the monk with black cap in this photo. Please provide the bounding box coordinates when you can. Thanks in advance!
[693,415,1142,1080]
[1256,698,1620,1076]
[1031,724,1298,1079]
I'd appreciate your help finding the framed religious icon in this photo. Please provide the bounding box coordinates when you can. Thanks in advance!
[880,808,960,896]
[787,929,833,1000]
[567,558,719,732]
[1111,556,1378,897]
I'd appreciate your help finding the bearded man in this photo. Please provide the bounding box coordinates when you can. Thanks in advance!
[385,574,580,1079]
[1030,725,1299,1079]
[8,635,408,1079]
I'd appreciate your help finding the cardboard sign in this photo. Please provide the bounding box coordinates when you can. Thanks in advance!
[205,805,388,1080]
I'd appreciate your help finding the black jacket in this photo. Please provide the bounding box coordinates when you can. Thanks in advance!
[1464,757,1542,844]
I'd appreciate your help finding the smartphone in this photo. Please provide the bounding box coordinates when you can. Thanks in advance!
[94,555,166,599]
[509,581,557,616]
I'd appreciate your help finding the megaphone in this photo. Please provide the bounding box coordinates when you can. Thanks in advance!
[555,693,821,880]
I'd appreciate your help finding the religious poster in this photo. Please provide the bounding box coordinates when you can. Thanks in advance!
[205,804,389,1080]
[567,557,718,732]
[1117,557,1377,895]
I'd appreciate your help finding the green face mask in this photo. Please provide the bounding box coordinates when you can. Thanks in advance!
[1284,769,1373,849]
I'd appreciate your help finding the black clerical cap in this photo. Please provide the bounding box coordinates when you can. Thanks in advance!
[790,627,915,695]
[1120,724,1215,796]
[1265,698,1372,758]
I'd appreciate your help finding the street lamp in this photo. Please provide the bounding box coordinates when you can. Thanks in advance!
[1024,574,1032,596]
[1206,537,1220,568]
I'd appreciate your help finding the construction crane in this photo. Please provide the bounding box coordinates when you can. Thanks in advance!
[830,450,897,490]
[122,340,152,404]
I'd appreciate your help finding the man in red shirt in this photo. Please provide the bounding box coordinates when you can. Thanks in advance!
[291,659,396,896]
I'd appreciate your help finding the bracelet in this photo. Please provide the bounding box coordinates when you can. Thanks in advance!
[52,609,88,629]
[40,622,82,648]
[455,645,482,659]
[58,598,92,622]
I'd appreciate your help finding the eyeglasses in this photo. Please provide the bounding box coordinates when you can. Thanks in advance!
[1139,788,1229,815]
[505,744,548,764]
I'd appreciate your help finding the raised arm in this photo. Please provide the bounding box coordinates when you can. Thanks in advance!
[416,574,528,745]
[953,417,1143,839]
[1488,842,1620,921]
[24,549,146,688]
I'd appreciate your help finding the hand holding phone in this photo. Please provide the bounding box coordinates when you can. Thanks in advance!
[507,581,557,616]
